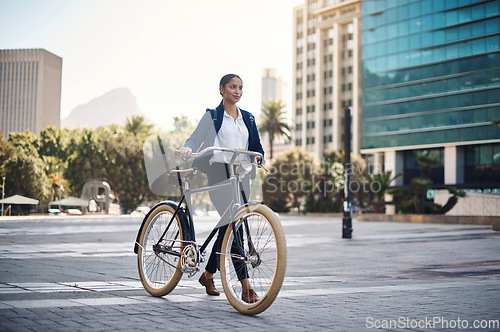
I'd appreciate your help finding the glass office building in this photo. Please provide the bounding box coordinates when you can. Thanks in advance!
[361,0,500,188]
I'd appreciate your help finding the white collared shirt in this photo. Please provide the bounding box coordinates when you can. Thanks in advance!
[211,107,249,164]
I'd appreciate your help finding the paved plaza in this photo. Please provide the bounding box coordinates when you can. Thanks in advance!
[0,213,499,331]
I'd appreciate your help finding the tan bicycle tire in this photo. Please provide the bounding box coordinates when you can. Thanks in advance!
[220,204,287,315]
[137,204,184,297]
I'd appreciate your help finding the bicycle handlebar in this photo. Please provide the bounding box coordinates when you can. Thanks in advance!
[174,147,268,173]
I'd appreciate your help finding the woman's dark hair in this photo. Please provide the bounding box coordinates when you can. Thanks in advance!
[219,74,242,96]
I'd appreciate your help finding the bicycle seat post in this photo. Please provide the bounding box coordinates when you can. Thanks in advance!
[228,151,241,208]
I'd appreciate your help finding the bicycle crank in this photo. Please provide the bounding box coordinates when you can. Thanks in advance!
[180,244,200,277]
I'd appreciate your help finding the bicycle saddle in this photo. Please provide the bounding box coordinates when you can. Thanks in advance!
[165,168,196,184]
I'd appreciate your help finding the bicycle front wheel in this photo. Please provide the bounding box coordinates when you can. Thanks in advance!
[137,204,184,297]
[220,204,287,315]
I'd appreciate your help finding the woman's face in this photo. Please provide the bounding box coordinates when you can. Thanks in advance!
[220,77,243,104]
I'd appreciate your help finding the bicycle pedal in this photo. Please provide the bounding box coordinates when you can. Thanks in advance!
[200,250,206,262]
[187,267,199,278]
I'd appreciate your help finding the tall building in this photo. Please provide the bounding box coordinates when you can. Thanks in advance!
[361,0,500,189]
[261,68,290,158]
[293,0,362,158]
[0,49,62,138]
[262,68,283,105]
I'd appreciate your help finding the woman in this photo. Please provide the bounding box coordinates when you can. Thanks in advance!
[179,74,264,303]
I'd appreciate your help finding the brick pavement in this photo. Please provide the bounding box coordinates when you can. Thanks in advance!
[0,215,499,331]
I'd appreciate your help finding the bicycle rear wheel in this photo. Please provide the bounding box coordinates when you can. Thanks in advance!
[220,204,287,315]
[137,204,184,296]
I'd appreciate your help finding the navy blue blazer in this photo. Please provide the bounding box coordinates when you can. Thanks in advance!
[183,102,264,173]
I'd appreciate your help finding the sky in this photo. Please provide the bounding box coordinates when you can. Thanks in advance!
[0,0,304,129]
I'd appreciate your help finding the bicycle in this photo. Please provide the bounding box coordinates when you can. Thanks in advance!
[134,146,287,315]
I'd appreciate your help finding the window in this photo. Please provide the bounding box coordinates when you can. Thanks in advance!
[403,148,444,185]
[464,143,500,184]
[347,23,354,34]
[347,39,354,50]
[308,33,317,44]
[308,18,316,29]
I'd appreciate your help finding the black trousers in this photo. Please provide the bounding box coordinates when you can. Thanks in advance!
[205,163,250,280]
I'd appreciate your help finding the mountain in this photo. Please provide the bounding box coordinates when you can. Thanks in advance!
[61,88,145,129]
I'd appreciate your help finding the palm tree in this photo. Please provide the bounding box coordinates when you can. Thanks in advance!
[363,170,402,213]
[259,100,291,159]
[413,153,439,213]
[438,187,466,214]
[125,115,154,137]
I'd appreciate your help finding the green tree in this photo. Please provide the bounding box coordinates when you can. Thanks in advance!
[304,159,343,213]
[263,147,317,212]
[125,115,154,138]
[171,116,196,148]
[363,170,402,213]
[102,128,150,213]
[0,133,14,171]
[5,132,51,206]
[39,126,70,160]
[413,153,439,214]
[39,127,71,202]
[42,155,68,202]
[259,100,291,159]
[64,129,111,195]
[323,150,370,213]
[438,187,467,214]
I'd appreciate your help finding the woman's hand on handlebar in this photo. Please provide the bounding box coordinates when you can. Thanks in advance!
[254,155,266,166]
[179,146,192,159]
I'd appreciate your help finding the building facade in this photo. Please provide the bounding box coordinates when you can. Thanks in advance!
[261,68,291,158]
[262,68,283,106]
[361,0,500,189]
[0,49,62,138]
[293,0,362,159]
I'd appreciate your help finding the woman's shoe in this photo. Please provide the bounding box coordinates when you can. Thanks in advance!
[199,273,220,296]
[242,288,259,303]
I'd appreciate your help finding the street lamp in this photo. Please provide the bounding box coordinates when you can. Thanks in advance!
[1,176,5,216]
[58,184,65,213]
[342,107,353,239]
